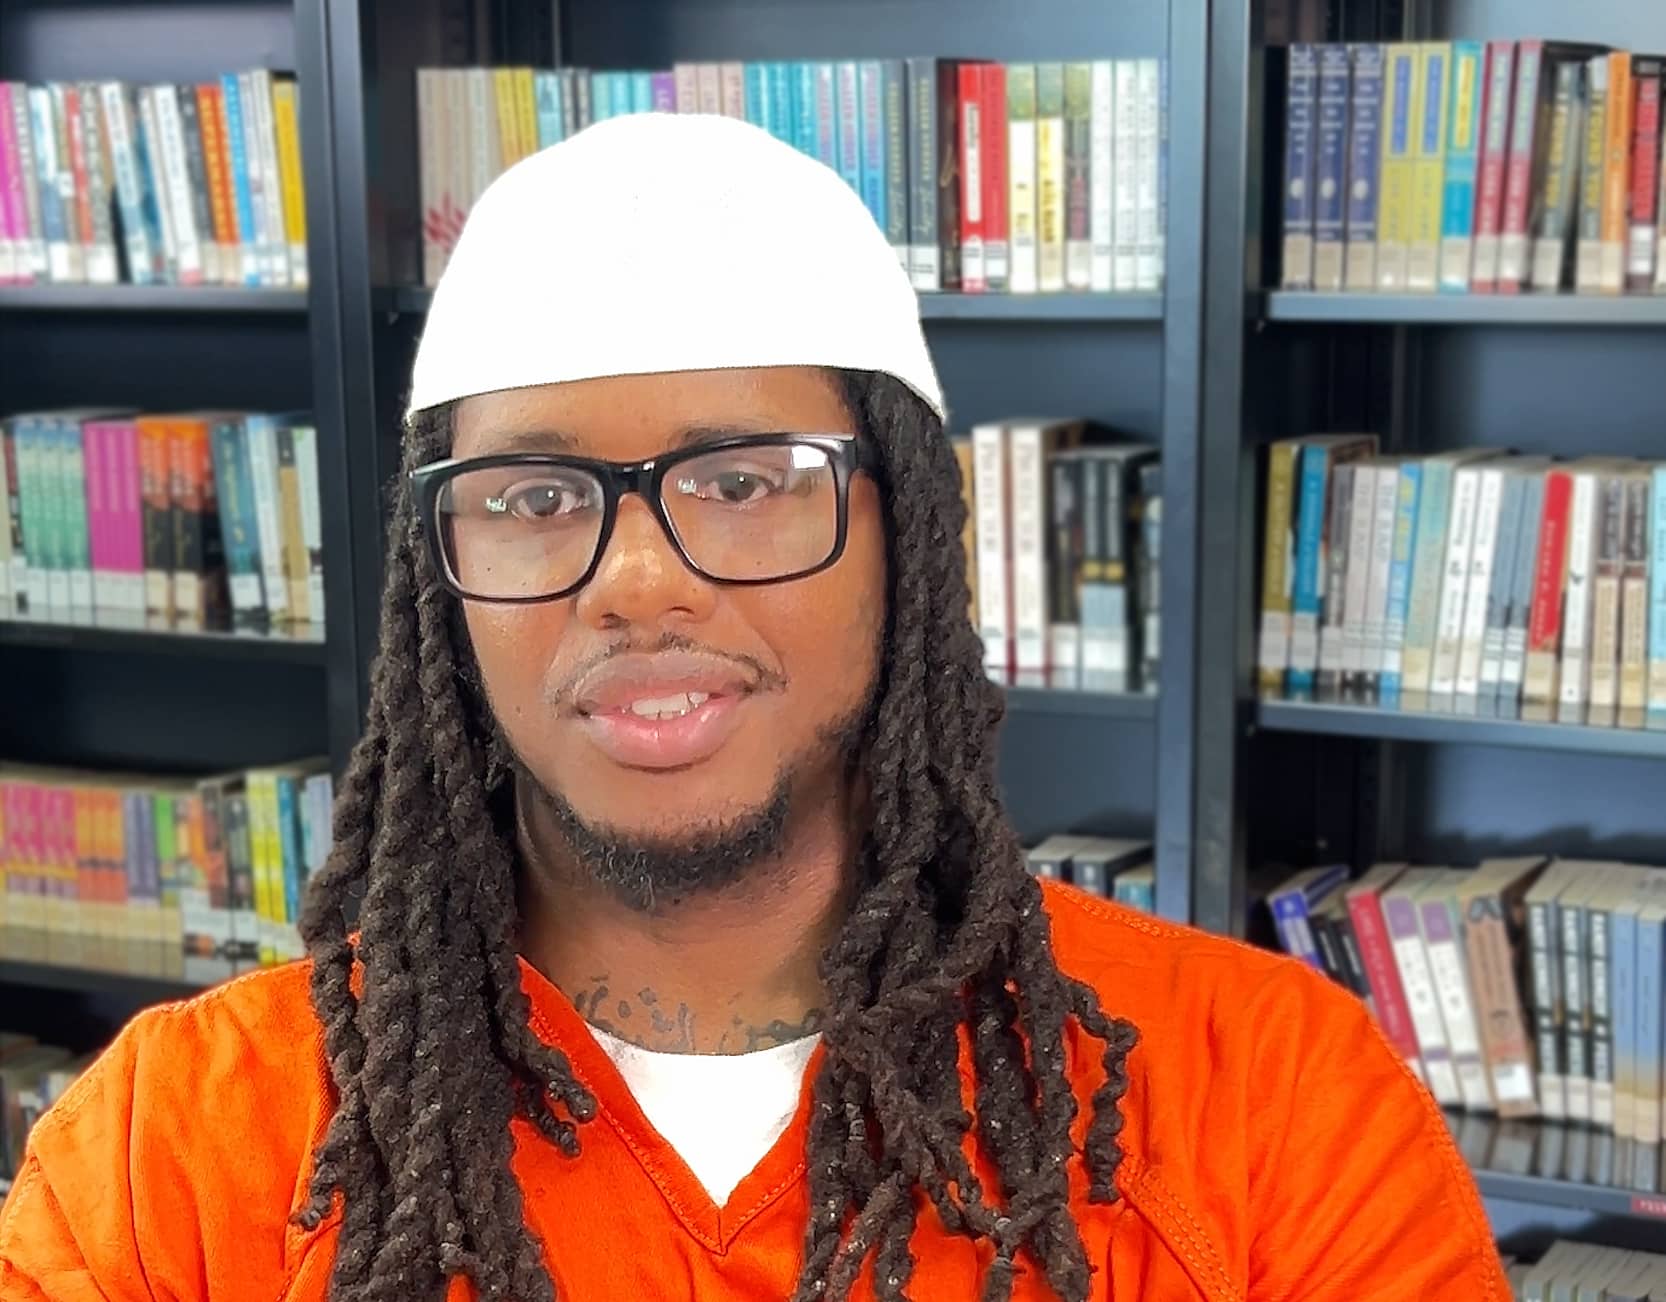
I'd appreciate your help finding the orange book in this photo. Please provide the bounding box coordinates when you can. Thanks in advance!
[165,416,226,631]
[1599,52,1633,294]
[135,417,174,625]
[195,84,238,286]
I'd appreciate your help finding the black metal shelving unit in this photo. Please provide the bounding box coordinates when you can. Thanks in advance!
[1256,702,1666,761]
[0,960,208,1006]
[0,620,330,665]
[1264,291,1666,327]
[0,286,309,313]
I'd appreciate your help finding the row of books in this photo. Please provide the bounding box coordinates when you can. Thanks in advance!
[1024,834,1154,911]
[1267,860,1666,1177]
[1505,1242,1666,1300]
[1258,438,1666,727]
[0,1032,91,1187]
[1451,1108,1665,1211]
[0,759,332,981]
[0,409,324,634]
[954,422,1160,692]
[1281,41,1666,295]
[0,73,307,289]
[416,59,1168,296]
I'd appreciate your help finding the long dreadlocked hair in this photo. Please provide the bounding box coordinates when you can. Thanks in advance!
[296,369,1140,1302]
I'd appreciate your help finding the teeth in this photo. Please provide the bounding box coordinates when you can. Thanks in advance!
[628,691,710,719]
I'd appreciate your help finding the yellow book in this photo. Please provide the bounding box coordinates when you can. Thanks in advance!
[271,79,308,289]
[1376,43,1421,290]
[246,772,275,967]
[1036,63,1066,292]
[514,67,538,160]
[1406,42,1450,291]
[0,783,9,935]
[492,67,520,171]
[1258,440,1301,698]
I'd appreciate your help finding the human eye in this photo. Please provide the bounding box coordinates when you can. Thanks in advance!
[674,446,824,505]
[485,472,599,522]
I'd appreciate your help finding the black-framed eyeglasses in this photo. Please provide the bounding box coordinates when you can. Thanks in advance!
[410,433,878,603]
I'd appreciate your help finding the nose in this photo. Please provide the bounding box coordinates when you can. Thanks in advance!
[573,494,718,632]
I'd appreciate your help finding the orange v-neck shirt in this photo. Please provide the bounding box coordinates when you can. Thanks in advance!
[1,882,1506,1301]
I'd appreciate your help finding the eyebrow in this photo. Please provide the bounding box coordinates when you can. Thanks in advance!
[474,421,788,457]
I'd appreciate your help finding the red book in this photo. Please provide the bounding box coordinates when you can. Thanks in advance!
[1627,57,1662,292]
[958,62,987,292]
[1345,865,1422,1076]
[1471,41,1516,291]
[1497,40,1545,294]
[1523,467,1574,718]
[62,85,96,254]
[982,62,1010,292]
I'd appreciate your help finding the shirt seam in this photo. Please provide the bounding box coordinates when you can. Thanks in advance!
[1119,1158,1242,1302]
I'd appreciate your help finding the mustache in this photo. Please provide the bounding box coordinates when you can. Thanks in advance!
[547,633,787,710]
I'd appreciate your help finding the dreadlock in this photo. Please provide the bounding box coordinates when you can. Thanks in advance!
[296,369,1141,1302]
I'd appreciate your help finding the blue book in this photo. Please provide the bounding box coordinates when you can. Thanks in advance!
[858,61,886,231]
[834,61,862,194]
[1112,865,1155,914]
[1269,865,1350,969]
[1280,43,1319,289]
[767,62,794,142]
[1158,58,1169,290]
[26,89,67,276]
[1379,459,1424,709]
[534,71,564,146]
[220,74,258,286]
[1635,888,1666,1183]
[1611,882,1639,1143]
[1476,462,1527,717]
[611,71,634,116]
[1652,466,1666,729]
[1287,442,1331,700]
[210,416,265,631]
[590,71,613,122]
[744,63,768,128]
[1343,44,1385,290]
[275,773,304,949]
[1313,44,1352,290]
[631,71,652,115]
[793,63,818,157]
[811,63,838,173]
[1439,40,1485,291]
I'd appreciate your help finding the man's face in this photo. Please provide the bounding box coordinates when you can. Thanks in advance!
[452,366,887,882]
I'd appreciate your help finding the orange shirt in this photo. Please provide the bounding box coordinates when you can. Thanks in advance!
[0,881,1506,1300]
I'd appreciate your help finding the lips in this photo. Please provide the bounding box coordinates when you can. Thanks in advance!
[568,651,761,771]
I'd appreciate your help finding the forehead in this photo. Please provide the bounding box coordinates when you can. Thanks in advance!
[448,365,858,461]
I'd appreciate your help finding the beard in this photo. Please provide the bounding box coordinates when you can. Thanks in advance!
[515,695,875,914]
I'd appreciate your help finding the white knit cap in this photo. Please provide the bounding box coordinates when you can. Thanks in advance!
[406,113,945,420]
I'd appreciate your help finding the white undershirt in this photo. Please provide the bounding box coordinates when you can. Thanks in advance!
[586,1022,820,1207]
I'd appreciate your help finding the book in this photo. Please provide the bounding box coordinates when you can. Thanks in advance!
[1499,467,1546,720]
[1556,459,1606,726]
[1281,44,1319,290]
[1007,64,1038,294]
[1471,41,1516,291]
[1384,867,1463,1106]
[1406,42,1451,292]
[1438,41,1484,291]
[1419,869,1495,1111]
[971,421,1011,679]
[1344,862,1422,1077]
[1258,438,1301,696]
[1629,56,1663,291]
[1312,44,1351,291]
[1009,419,1085,685]
[1268,864,1349,970]
[1063,63,1092,292]
[1598,53,1633,296]
[1036,63,1066,293]
[1292,439,1378,699]
[1452,460,1507,713]
[1523,465,1575,722]
[1047,452,1082,688]
[1376,43,1419,290]
[1587,463,1629,727]
[1089,60,1113,292]
[1617,463,1651,729]
[1458,857,1548,1116]
[1080,445,1159,693]
[1575,54,1613,294]
[1652,465,1666,729]
[1529,54,1588,292]
[1112,60,1138,290]
[1343,43,1386,290]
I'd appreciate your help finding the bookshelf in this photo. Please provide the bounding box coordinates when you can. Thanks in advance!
[0,619,329,664]
[1264,291,1666,327]
[1256,701,1666,760]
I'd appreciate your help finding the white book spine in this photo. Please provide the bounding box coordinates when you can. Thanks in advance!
[236,72,271,286]
[1558,469,1599,723]
[1133,58,1161,291]
[1009,425,1050,684]
[1112,60,1138,291]
[1455,466,1504,708]
[28,89,71,282]
[1430,467,1482,703]
[249,71,289,287]
[1423,916,1494,1111]
[1089,61,1114,292]
[1361,464,1399,692]
[417,69,443,287]
[971,423,1009,677]
[1341,465,1377,689]
[960,90,984,291]
[1391,925,1462,1106]
[47,86,85,283]
[1008,107,1038,294]
[293,425,325,629]
[245,418,291,620]
[65,426,92,613]
[137,88,178,281]
[443,71,471,274]
[153,85,203,285]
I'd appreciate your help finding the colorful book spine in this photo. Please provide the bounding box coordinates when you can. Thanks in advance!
[834,61,861,199]
[11,81,45,280]
[1454,464,1505,712]
[793,63,817,160]
[1628,57,1662,291]
[1406,42,1450,292]
[1036,62,1066,293]
[1384,879,1462,1106]
[1597,54,1632,295]
[881,60,909,272]
[1007,64,1037,294]
[271,79,307,288]
[981,63,1008,293]
[858,61,886,240]
[906,58,938,291]
[1064,62,1093,291]
[1497,41,1545,292]
[1379,460,1423,709]
[1524,468,1574,721]
[957,62,986,293]
[1477,464,1527,716]
[1499,470,1544,719]
[1377,44,1418,290]
[1312,44,1351,291]
[1343,44,1385,291]
[1649,466,1666,729]
[1471,41,1516,290]
[1287,441,1338,701]
[1439,41,1483,291]
[1575,55,1611,294]
[1088,60,1113,292]
[220,74,258,286]
[1257,439,1300,697]
[1421,884,1494,1110]
[1280,44,1318,290]
[1618,468,1650,729]
[1134,58,1162,291]
[0,83,22,283]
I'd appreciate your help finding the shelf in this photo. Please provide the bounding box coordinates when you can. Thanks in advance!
[0,959,209,1004]
[1454,1111,1666,1223]
[380,285,1163,323]
[0,285,308,314]
[1004,687,1157,720]
[1255,701,1666,760]
[0,618,328,664]
[1474,1167,1666,1223]
[1263,291,1666,327]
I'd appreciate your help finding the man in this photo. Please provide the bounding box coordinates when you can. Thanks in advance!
[0,115,1504,1301]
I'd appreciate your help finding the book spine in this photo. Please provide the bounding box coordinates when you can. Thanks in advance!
[48,85,85,282]
[1006,64,1037,294]
[27,88,70,282]
[1562,889,1592,1122]
[1575,55,1610,293]
[245,415,290,622]
[12,84,46,279]
[136,422,169,623]
[1406,42,1449,292]
[238,71,274,283]
[1134,59,1161,291]
[0,83,20,283]
[881,61,908,272]
[1078,453,1113,692]
[1317,461,1355,701]
[1280,44,1318,289]
[957,63,986,292]
[1619,471,1650,728]
[1347,885,1423,1075]
[275,424,308,619]
[1089,61,1114,292]
[1429,466,1482,706]
[1588,471,1626,727]
[271,79,307,288]
[1627,58,1662,291]
[175,83,218,284]
[1422,893,1493,1110]
[1376,44,1417,290]
[1340,464,1379,701]
[1498,41,1545,291]
[1385,892,1462,1105]
[1652,467,1666,728]
[275,775,304,961]
[1009,425,1052,684]
[766,63,792,139]
[857,61,886,238]
[153,85,203,285]
[1465,886,1540,1116]
[220,74,259,285]
[1439,41,1483,291]
[1271,888,1324,969]
[1287,442,1332,700]
[982,64,1008,292]
[1524,469,1573,721]
[719,63,744,120]
[1530,58,1582,293]
[1500,470,1544,719]
[1047,455,1081,690]
[1064,62,1092,292]
[1360,463,1399,702]
[77,83,116,284]
[1137,461,1161,690]
[790,63,814,152]
[1471,42,1516,290]
[1036,63,1065,292]
[1112,60,1138,291]
[1612,904,1637,1140]
[167,420,203,629]
[1557,468,1599,725]
[1313,44,1350,291]
[210,418,260,630]
[1380,459,1423,708]
[61,418,91,614]
[1477,467,1525,717]
[197,84,238,285]
[249,72,288,285]
[292,425,325,628]
[906,59,939,291]
[833,62,862,200]
[1598,54,1631,294]
[0,421,13,608]
[1638,906,1665,1151]
[1454,466,1504,710]
[1589,895,1615,1127]
[1527,885,1566,1119]
[971,423,1009,678]
[1257,440,1299,698]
